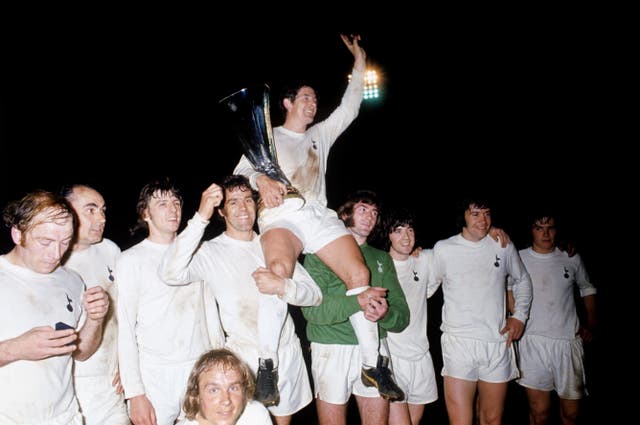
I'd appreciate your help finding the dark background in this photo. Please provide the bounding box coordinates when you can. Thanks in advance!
[1,11,622,424]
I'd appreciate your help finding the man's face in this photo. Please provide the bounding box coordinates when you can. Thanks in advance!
[288,86,317,125]
[144,190,182,237]
[463,204,491,242]
[198,364,246,425]
[349,201,379,240]
[531,217,556,253]
[389,225,415,258]
[14,209,74,274]
[219,187,256,238]
[69,186,106,248]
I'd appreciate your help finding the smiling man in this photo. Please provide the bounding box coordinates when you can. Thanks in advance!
[232,35,403,401]
[178,348,272,425]
[429,196,532,425]
[116,178,223,425]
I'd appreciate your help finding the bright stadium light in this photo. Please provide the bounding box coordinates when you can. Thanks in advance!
[349,68,381,101]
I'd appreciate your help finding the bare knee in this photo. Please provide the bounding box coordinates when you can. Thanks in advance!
[269,260,294,280]
[560,411,578,425]
[260,229,301,279]
[559,399,579,425]
[478,409,504,425]
[529,407,550,425]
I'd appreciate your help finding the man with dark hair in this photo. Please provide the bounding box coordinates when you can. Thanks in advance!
[381,207,439,425]
[160,175,321,424]
[428,196,532,425]
[509,211,596,425]
[233,35,402,399]
[303,190,409,425]
[117,178,224,425]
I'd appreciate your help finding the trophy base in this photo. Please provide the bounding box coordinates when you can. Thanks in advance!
[257,187,305,216]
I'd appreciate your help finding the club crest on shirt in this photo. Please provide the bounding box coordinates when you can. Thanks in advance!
[65,293,73,312]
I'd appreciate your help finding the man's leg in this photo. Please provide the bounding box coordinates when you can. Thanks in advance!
[476,380,508,425]
[316,235,379,365]
[257,294,287,364]
[355,395,390,425]
[260,230,378,366]
[526,388,552,425]
[255,292,288,406]
[316,399,349,425]
[257,228,304,406]
[316,235,403,401]
[260,228,303,279]
[558,398,580,425]
[389,400,412,425]
[443,376,477,425]
[408,403,426,425]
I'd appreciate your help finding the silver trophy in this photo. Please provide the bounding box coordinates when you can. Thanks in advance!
[219,84,304,213]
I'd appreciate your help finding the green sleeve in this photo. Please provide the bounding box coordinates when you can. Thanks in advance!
[301,253,361,325]
[362,244,409,333]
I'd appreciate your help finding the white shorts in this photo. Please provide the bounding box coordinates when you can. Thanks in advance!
[310,340,391,404]
[389,351,438,405]
[75,374,130,425]
[441,333,519,383]
[227,339,313,417]
[516,334,586,399]
[258,199,349,254]
[138,360,195,425]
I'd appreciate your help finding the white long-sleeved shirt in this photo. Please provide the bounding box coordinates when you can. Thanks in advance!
[159,213,321,364]
[387,249,440,361]
[0,256,85,423]
[233,68,364,206]
[514,247,596,339]
[64,238,121,378]
[429,234,532,342]
[116,238,217,399]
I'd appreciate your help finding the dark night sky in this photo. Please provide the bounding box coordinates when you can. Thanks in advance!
[1,14,622,309]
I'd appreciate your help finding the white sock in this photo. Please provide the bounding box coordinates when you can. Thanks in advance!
[258,293,287,368]
[346,286,379,367]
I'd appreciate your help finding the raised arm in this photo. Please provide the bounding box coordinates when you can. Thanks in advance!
[340,33,366,72]
[159,182,222,285]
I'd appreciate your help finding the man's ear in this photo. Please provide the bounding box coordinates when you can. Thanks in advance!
[10,226,22,245]
[283,98,293,112]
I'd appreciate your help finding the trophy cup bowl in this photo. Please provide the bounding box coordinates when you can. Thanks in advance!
[219,84,305,214]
